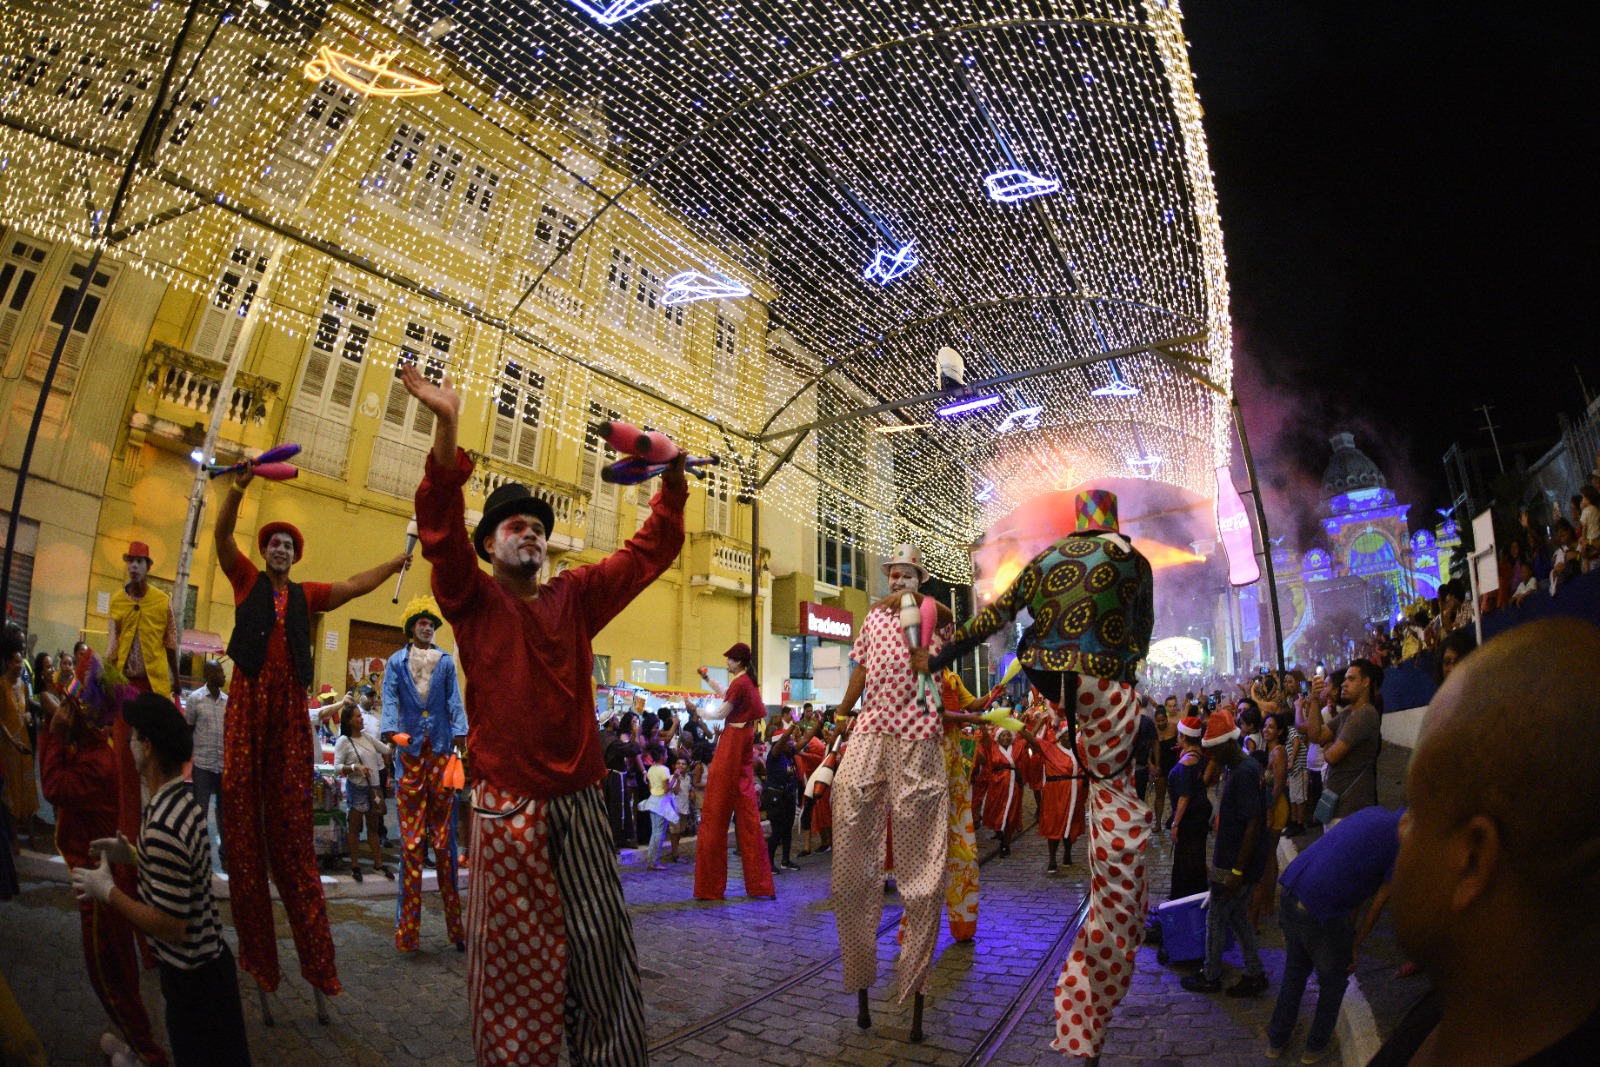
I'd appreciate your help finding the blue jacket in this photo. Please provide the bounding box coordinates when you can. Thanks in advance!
[380,645,468,777]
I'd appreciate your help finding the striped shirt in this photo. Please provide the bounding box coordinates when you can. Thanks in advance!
[138,779,224,969]
[184,686,227,773]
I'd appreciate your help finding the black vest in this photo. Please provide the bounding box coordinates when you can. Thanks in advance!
[226,572,314,689]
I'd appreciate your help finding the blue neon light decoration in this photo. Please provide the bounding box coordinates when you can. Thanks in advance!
[863,241,918,285]
[662,270,750,306]
[1090,376,1139,397]
[984,168,1061,203]
[569,0,667,27]
[936,394,1002,417]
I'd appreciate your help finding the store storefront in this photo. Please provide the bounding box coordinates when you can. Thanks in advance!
[788,600,856,707]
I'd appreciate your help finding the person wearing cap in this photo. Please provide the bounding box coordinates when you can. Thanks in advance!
[1167,713,1212,900]
[920,489,1154,1064]
[381,594,467,952]
[71,693,250,1067]
[692,642,777,899]
[401,364,685,1067]
[830,544,954,1039]
[1015,708,1090,875]
[211,464,411,1002]
[1181,708,1271,998]
[102,541,181,859]
[38,662,168,1067]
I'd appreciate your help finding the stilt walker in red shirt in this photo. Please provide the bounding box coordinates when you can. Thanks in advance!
[693,644,775,900]
[403,365,685,1067]
[212,467,410,1016]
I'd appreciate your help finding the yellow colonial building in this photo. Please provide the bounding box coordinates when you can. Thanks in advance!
[1,0,885,702]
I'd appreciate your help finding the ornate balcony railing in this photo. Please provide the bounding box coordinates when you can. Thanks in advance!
[466,450,589,550]
[687,531,769,594]
[140,340,278,427]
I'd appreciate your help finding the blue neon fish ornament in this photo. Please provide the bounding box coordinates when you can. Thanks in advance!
[570,0,668,27]
[862,241,919,284]
[984,169,1061,203]
[662,270,751,306]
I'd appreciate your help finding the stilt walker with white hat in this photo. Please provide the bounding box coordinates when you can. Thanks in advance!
[923,490,1155,1065]
[831,544,953,1043]
[382,595,468,952]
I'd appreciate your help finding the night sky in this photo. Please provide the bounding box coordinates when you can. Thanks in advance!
[1183,1,1594,524]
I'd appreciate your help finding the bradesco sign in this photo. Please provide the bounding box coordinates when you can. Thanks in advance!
[801,601,855,641]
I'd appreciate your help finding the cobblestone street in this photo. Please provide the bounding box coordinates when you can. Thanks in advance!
[2,767,1422,1066]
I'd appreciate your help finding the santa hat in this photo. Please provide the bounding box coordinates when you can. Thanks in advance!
[1201,708,1240,748]
[1176,714,1205,739]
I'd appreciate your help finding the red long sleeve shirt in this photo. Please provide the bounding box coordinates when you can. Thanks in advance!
[38,724,118,867]
[415,448,686,799]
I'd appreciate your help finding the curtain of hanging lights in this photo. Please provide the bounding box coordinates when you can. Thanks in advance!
[0,0,1231,582]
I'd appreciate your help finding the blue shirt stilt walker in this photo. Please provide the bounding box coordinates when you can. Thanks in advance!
[381,595,468,953]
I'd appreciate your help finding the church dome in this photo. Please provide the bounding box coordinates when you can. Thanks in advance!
[1321,432,1387,500]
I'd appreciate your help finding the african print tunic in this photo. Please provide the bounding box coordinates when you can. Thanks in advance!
[932,531,1153,684]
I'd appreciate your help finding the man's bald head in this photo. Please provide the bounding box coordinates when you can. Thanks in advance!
[1403,619,1600,925]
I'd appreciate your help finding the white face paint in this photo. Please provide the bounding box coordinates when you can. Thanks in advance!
[492,514,546,576]
[264,533,297,575]
[411,618,436,647]
[125,557,150,585]
[887,563,922,598]
[130,731,151,774]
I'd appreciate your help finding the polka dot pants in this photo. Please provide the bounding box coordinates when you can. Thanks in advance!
[467,783,647,1067]
[1052,678,1152,1060]
[831,731,949,1001]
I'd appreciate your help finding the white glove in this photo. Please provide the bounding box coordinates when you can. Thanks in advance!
[72,857,116,904]
[89,832,138,866]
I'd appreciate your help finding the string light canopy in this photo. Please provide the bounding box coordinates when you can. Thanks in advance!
[0,0,1232,582]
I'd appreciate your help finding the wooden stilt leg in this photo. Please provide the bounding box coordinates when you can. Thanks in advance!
[256,986,274,1027]
[856,989,872,1029]
[313,987,329,1024]
[910,992,925,1043]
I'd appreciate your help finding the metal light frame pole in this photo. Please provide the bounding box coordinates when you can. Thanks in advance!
[1,0,206,617]
[1231,397,1285,671]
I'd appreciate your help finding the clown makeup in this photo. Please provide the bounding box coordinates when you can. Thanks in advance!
[411,617,436,648]
[264,532,297,575]
[492,514,546,576]
[130,729,151,775]
[125,556,150,586]
[887,563,922,598]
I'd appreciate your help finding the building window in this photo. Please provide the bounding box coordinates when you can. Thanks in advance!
[190,236,273,360]
[704,470,733,535]
[287,283,378,477]
[816,503,867,590]
[529,203,579,279]
[23,257,117,397]
[490,355,545,470]
[602,247,632,325]
[367,121,499,247]
[0,237,48,355]
[0,512,38,631]
[630,659,669,686]
[383,318,455,442]
[582,400,623,552]
[261,78,363,199]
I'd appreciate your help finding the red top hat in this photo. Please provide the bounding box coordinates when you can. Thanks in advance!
[122,541,153,564]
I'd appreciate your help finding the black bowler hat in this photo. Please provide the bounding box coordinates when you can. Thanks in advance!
[473,482,556,562]
[124,692,194,766]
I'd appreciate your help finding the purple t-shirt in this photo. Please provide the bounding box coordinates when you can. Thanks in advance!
[1280,804,1404,922]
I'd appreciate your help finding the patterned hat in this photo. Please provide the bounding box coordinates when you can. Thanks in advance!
[1201,708,1241,748]
[1074,488,1119,533]
[316,683,339,706]
[1176,714,1205,739]
[402,594,444,636]
[881,544,930,583]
